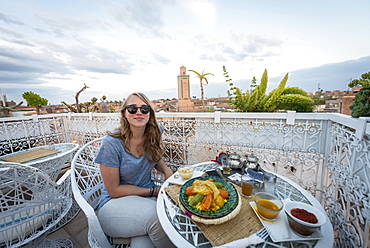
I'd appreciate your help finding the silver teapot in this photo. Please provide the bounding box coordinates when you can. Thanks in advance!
[245,153,259,171]
[228,152,243,169]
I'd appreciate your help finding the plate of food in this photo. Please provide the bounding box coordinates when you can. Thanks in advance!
[179,176,239,219]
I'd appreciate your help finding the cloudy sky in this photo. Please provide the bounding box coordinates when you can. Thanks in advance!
[1,0,370,105]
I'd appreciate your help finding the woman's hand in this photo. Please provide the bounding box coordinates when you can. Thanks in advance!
[153,187,161,197]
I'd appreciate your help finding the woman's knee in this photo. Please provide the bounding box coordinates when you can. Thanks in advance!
[97,196,159,237]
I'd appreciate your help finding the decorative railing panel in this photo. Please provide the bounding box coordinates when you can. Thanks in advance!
[0,116,67,155]
[326,122,370,248]
[158,114,327,198]
[195,118,327,153]
[61,114,120,144]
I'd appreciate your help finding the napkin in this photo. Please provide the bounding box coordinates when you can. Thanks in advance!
[214,233,264,248]
[246,168,264,182]
[228,172,242,182]
[166,171,205,185]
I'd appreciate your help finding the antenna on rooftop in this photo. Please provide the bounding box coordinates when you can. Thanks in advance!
[346,78,352,92]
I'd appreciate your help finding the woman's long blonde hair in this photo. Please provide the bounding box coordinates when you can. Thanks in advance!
[108,92,164,162]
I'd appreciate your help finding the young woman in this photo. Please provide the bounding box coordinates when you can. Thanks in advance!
[95,92,174,248]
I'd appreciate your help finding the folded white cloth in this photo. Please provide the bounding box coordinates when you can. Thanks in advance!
[228,172,242,182]
[214,234,264,248]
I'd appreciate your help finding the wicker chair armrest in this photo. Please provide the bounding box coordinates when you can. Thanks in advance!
[72,185,113,248]
[56,169,72,197]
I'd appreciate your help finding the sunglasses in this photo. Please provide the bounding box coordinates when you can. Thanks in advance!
[125,105,151,114]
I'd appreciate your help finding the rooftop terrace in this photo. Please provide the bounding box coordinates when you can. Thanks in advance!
[1,111,369,248]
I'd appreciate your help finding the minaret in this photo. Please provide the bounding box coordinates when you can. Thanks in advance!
[177,66,190,100]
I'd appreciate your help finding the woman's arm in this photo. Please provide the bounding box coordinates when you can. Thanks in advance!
[100,164,151,198]
[155,159,173,180]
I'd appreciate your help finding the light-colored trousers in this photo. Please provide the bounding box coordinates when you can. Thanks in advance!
[97,195,175,248]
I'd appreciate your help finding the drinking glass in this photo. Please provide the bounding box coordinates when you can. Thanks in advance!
[264,172,277,194]
[222,157,231,175]
[241,175,254,198]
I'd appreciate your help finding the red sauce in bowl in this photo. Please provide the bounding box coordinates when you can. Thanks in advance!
[291,208,318,224]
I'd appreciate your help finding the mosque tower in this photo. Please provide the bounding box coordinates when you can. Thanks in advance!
[177,66,190,100]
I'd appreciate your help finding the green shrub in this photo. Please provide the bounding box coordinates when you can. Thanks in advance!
[350,86,370,117]
[277,94,314,112]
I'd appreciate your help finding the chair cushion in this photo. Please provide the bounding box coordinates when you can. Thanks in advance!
[0,202,59,246]
[113,237,131,244]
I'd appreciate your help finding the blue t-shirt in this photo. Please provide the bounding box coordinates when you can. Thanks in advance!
[94,134,156,210]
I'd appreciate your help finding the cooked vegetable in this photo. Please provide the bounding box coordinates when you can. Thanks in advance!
[214,195,226,207]
[203,192,213,210]
[219,189,229,199]
[186,179,230,211]
[189,193,204,206]
[205,181,220,199]
[186,186,196,196]
[193,180,213,195]
[213,182,224,189]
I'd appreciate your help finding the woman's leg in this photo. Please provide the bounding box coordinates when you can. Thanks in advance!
[97,196,175,248]
[130,235,155,248]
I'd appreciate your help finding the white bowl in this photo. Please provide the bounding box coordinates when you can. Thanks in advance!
[178,166,194,180]
[284,201,326,236]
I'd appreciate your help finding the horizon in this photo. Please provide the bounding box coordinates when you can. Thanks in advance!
[7,81,361,107]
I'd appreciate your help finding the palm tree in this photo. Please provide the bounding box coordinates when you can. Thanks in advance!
[189,69,214,109]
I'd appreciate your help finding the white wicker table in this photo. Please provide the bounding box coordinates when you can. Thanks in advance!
[157,162,334,248]
[0,143,79,181]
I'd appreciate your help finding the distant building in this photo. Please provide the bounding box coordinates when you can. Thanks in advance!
[177,66,190,100]
[204,97,230,111]
[316,87,362,115]
[176,66,194,111]
[0,94,17,108]
[44,104,69,114]
[175,66,234,112]
[341,95,355,116]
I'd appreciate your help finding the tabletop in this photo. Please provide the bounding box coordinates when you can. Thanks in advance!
[157,162,334,248]
[0,143,79,181]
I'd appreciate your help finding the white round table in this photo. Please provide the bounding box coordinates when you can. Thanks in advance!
[157,162,334,248]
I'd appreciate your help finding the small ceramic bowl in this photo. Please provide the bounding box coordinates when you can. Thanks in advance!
[178,166,194,180]
[284,201,326,236]
[253,192,284,221]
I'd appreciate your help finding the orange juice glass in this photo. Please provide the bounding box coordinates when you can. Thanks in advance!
[241,176,254,198]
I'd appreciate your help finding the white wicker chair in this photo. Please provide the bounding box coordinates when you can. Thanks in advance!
[71,137,166,248]
[0,162,73,248]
